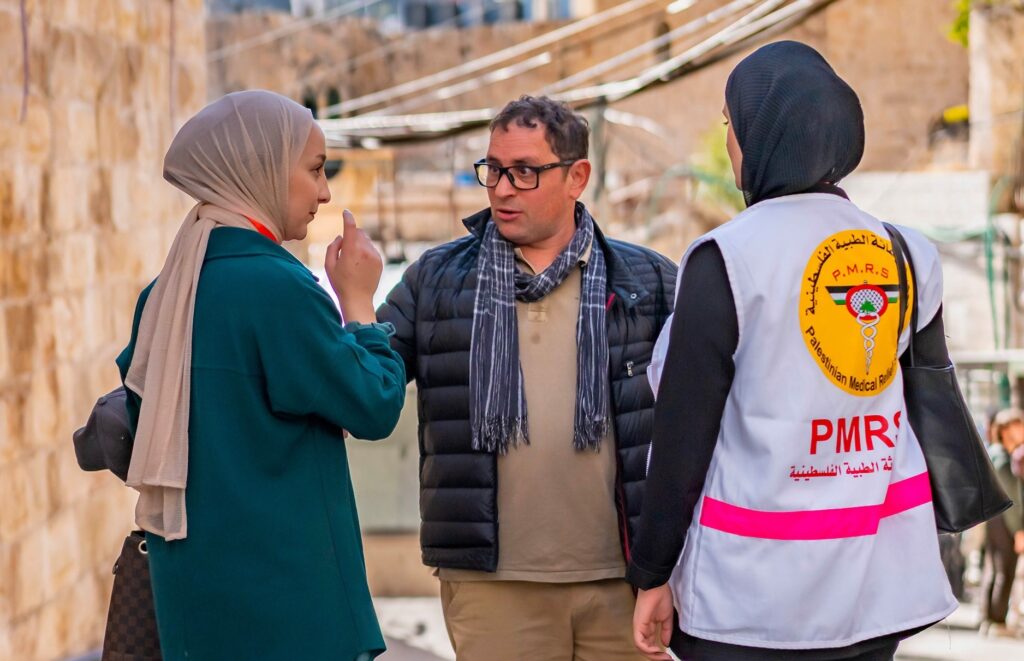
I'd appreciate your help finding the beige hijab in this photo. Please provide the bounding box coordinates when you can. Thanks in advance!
[125,91,315,540]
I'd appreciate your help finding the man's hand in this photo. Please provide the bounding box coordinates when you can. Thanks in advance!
[633,584,674,660]
[1015,530,1024,554]
[325,209,383,324]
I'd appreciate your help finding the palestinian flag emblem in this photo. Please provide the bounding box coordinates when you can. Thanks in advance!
[827,284,898,321]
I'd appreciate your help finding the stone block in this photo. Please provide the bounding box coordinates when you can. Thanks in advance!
[47,28,85,101]
[26,365,60,446]
[4,301,37,377]
[138,0,169,45]
[32,298,56,369]
[103,229,147,281]
[74,31,113,98]
[0,98,15,157]
[45,230,98,292]
[137,47,166,110]
[93,0,118,37]
[82,283,112,353]
[8,518,49,618]
[43,507,84,599]
[134,126,169,185]
[114,0,141,42]
[8,613,40,661]
[0,391,11,462]
[0,164,14,232]
[175,60,202,117]
[109,167,153,232]
[51,0,84,30]
[0,520,12,622]
[10,160,45,235]
[13,601,64,661]
[0,388,27,468]
[19,94,51,164]
[51,101,98,165]
[175,12,207,60]
[54,359,80,433]
[97,101,140,163]
[111,280,141,339]
[0,10,21,88]
[89,165,113,231]
[5,160,45,237]
[17,580,101,661]
[50,293,85,363]
[54,570,106,657]
[0,453,51,543]
[0,307,8,380]
[0,240,44,300]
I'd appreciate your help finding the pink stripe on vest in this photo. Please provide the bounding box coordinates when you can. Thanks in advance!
[699,472,932,540]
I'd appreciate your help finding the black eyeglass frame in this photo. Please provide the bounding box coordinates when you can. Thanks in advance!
[473,159,579,190]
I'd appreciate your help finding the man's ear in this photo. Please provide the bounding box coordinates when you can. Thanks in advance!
[568,159,591,199]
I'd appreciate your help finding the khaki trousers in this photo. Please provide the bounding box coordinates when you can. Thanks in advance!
[439,579,645,661]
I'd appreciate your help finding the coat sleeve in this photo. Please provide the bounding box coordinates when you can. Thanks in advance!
[254,267,407,440]
[376,258,422,384]
[116,281,156,435]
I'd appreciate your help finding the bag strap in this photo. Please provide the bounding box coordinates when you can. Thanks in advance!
[883,223,919,367]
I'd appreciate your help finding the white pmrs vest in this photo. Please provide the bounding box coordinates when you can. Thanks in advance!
[650,194,957,649]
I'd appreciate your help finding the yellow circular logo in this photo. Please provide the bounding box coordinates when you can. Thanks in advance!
[799,230,912,397]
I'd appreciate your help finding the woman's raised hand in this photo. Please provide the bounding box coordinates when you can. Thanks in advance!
[325,209,383,324]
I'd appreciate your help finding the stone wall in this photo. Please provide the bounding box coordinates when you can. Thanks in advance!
[0,1,206,659]
[969,3,1024,179]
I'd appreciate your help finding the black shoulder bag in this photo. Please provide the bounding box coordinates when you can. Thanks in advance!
[885,223,1011,533]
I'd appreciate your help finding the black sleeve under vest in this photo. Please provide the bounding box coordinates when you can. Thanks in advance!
[626,241,949,590]
[626,241,737,590]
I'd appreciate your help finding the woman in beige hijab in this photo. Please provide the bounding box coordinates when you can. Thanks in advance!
[116,90,405,660]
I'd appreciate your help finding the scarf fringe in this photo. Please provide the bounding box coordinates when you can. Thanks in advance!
[573,418,611,452]
[472,417,530,455]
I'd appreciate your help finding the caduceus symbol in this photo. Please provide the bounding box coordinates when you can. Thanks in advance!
[845,285,889,374]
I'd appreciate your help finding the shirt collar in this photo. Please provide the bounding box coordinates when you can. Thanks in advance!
[513,237,592,275]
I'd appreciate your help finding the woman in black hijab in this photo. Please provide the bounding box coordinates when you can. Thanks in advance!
[724,40,865,206]
[625,42,954,661]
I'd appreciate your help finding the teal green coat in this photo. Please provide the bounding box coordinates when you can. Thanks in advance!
[116,228,405,661]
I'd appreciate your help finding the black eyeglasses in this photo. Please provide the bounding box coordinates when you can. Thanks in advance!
[473,159,577,190]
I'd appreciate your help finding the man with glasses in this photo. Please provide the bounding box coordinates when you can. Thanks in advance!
[377,96,676,659]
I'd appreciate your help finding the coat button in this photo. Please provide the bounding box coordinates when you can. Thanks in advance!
[629,293,638,299]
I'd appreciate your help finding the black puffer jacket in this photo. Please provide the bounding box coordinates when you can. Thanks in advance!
[377,207,676,571]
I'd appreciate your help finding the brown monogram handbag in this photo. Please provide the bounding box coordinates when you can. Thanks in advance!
[102,531,162,661]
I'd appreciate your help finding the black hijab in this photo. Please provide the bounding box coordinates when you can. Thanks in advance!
[725,41,865,207]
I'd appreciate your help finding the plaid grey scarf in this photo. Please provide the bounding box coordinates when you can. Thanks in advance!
[469,205,610,454]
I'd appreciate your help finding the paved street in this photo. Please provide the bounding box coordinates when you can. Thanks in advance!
[373,598,1024,661]
[895,602,1023,661]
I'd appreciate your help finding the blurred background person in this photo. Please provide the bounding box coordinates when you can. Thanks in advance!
[981,408,1024,637]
